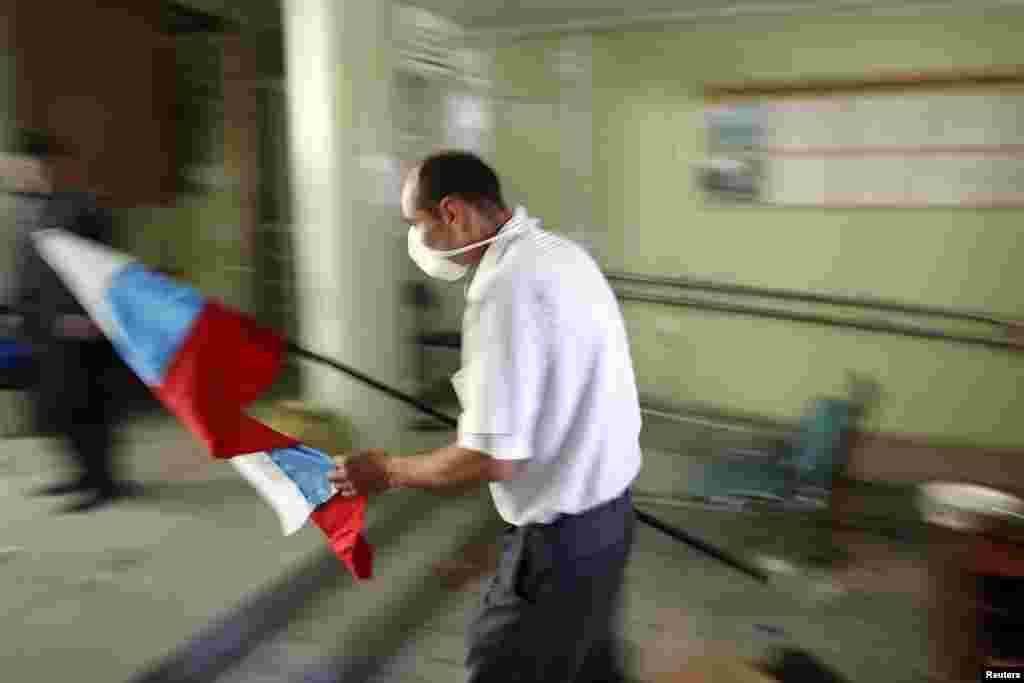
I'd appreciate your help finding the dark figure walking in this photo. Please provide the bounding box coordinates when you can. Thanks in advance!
[8,130,127,512]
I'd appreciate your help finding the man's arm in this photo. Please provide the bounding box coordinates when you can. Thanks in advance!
[389,443,525,491]
[330,443,526,498]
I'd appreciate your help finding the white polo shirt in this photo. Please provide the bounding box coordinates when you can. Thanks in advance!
[453,206,643,526]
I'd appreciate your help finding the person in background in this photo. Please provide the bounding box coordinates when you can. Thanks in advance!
[7,129,130,512]
[328,151,644,682]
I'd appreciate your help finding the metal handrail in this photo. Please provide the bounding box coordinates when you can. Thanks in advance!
[616,289,1021,353]
[640,407,794,441]
[606,271,1010,329]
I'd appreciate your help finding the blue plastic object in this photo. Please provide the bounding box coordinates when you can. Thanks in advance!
[0,340,34,370]
[686,398,854,503]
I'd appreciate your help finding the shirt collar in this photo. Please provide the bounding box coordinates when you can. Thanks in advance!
[465,205,535,299]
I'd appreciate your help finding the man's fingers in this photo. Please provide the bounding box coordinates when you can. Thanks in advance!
[326,451,384,498]
[326,463,359,496]
[328,460,358,499]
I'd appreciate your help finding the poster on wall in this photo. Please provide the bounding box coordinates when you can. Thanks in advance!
[697,103,769,205]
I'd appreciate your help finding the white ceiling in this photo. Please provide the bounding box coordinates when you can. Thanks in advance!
[411,0,821,30]
[182,0,1021,34]
[417,0,1024,34]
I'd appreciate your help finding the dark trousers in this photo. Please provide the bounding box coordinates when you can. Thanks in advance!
[33,339,117,492]
[466,490,635,683]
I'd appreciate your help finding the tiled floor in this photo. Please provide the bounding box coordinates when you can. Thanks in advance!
[212,504,934,683]
[209,496,935,682]
[0,405,934,682]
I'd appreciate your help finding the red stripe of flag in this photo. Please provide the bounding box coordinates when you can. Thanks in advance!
[153,297,375,579]
[156,300,295,458]
[311,495,374,580]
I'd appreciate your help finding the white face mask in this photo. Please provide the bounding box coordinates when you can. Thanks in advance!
[407,223,517,281]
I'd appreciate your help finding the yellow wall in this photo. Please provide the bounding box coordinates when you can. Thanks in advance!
[492,12,1024,449]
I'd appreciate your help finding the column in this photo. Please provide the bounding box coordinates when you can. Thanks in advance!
[282,0,412,450]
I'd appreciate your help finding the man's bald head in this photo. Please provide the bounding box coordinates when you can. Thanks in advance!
[401,151,506,221]
[400,151,513,258]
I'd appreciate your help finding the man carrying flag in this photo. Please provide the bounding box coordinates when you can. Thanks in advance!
[328,151,644,683]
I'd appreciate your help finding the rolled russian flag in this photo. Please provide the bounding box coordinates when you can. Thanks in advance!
[31,229,372,579]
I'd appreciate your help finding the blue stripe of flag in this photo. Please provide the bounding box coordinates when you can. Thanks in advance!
[106,264,205,385]
[267,446,337,507]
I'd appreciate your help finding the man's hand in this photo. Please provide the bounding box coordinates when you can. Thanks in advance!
[327,449,393,498]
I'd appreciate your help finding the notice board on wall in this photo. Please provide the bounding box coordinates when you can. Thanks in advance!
[698,67,1024,208]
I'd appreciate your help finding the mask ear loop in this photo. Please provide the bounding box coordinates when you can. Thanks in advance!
[431,220,527,258]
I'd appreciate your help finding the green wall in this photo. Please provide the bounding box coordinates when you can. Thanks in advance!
[491,11,1024,449]
[491,47,567,234]
[113,32,249,310]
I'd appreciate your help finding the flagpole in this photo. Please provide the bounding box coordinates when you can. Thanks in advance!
[286,342,462,428]
[286,341,769,584]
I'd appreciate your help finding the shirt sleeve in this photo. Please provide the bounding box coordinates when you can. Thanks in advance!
[456,276,548,461]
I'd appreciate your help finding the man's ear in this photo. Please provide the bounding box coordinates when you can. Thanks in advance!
[437,196,460,224]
